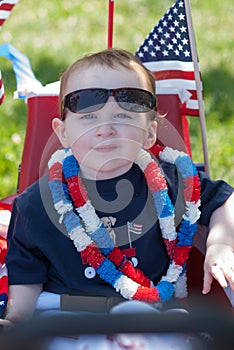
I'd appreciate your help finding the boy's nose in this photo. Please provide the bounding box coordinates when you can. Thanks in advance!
[95,96,118,137]
[96,123,116,137]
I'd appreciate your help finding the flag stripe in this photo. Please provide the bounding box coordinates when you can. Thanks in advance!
[129,228,142,234]
[153,70,195,81]
[0,10,11,19]
[143,60,194,72]
[156,78,199,90]
[0,4,15,10]
[129,226,142,231]
[0,0,18,5]
[187,99,201,110]
[185,107,199,117]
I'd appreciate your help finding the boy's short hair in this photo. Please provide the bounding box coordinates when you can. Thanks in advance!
[59,48,156,119]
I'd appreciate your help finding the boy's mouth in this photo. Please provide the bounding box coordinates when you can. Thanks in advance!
[94,144,119,152]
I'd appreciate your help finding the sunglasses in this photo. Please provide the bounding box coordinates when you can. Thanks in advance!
[61,87,156,120]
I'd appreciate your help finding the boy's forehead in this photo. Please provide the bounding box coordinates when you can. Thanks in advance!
[64,63,151,95]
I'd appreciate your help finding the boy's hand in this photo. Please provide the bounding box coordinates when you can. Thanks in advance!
[203,244,234,294]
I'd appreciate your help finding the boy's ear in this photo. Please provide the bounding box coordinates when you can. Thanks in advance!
[52,118,70,148]
[143,121,157,149]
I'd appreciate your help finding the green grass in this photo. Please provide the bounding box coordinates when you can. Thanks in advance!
[0,0,233,198]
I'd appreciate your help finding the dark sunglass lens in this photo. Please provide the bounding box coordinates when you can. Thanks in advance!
[69,89,108,113]
[116,89,155,112]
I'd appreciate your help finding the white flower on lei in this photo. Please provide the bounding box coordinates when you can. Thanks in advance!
[159,147,187,164]
[158,215,177,240]
[114,275,139,300]
[161,262,183,283]
[54,201,73,224]
[48,148,66,168]
[134,148,154,171]
[183,200,201,224]
[69,226,92,252]
[77,201,101,233]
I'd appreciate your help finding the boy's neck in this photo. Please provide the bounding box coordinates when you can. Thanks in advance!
[80,162,134,181]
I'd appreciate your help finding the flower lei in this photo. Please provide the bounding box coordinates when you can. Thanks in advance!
[48,145,201,303]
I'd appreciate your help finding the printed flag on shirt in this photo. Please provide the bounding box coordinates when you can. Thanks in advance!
[127,222,143,235]
[135,0,202,117]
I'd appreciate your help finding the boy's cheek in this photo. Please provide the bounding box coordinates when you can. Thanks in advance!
[67,129,90,147]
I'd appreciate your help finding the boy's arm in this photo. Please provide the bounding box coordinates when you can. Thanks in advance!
[5,284,43,323]
[203,192,234,294]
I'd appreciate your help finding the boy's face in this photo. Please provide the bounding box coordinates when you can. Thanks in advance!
[53,64,157,180]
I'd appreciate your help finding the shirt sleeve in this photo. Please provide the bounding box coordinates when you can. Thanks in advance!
[161,160,234,227]
[6,195,49,285]
[198,171,234,226]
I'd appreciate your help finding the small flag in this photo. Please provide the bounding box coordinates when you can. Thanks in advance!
[0,0,19,30]
[136,0,202,117]
[127,222,143,235]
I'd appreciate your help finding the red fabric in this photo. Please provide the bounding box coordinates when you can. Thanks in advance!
[0,236,7,265]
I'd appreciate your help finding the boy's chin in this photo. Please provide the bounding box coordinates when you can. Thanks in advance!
[82,159,134,180]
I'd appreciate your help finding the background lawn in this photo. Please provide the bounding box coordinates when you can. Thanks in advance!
[0,0,233,198]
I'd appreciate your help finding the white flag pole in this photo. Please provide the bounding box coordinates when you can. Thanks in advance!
[184,0,210,175]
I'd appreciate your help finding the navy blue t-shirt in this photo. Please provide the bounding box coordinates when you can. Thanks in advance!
[6,161,233,297]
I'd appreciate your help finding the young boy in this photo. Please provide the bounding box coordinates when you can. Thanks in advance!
[4,48,234,326]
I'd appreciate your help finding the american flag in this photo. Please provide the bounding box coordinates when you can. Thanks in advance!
[136,0,202,117]
[0,0,19,104]
[127,222,143,235]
